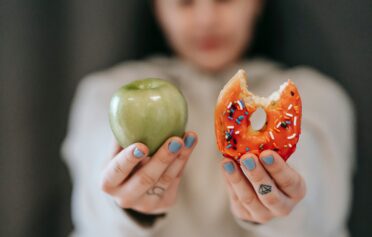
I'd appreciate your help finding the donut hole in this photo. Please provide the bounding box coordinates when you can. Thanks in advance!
[250,107,267,131]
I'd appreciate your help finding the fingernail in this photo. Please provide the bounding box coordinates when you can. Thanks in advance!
[242,157,256,171]
[223,162,235,174]
[262,155,274,165]
[184,135,195,148]
[168,140,181,153]
[133,147,144,158]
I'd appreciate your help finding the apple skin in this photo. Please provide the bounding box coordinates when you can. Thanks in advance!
[109,78,188,156]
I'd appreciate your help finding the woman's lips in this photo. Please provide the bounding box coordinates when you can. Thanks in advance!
[196,37,224,51]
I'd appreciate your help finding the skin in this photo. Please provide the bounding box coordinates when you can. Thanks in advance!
[101,0,306,223]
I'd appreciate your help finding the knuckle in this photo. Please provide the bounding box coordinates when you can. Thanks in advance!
[270,165,283,175]
[138,171,157,187]
[158,155,174,165]
[230,174,243,184]
[265,193,280,206]
[280,176,295,189]
[276,207,291,217]
[241,194,256,206]
[231,193,239,202]
[126,153,140,165]
[250,172,265,183]
[113,160,126,175]
[256,214,271,224]
[158,173,173,186]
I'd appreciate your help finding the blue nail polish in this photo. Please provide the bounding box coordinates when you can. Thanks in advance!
[133,147,144,158]
[184,135,195,148]
[262,155,274,165]
[242,157,256,171]
[223,162,235,174]
[168,140,181,153]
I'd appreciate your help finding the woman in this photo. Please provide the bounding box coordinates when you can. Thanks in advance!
[61,0,356,236]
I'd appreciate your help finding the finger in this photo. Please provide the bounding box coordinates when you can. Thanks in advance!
[111,142,123,157]
[259,150,306,201]
[224,176,251,220]
[101,143,149,192]
[134,132,197,210]
[221,158,271,222]
[240,153,294,217]
[116,136,184,205]
[157,131,198,189]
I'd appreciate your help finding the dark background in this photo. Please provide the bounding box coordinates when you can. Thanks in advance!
[1,0,371,236]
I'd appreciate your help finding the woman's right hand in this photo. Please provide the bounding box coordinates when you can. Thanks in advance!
[100,131,198,214]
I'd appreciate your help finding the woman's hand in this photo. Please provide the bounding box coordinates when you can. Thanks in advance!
[221,150,306,224]
[101,131,198,214]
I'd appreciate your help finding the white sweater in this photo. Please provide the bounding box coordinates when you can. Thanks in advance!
[60,56,356,237]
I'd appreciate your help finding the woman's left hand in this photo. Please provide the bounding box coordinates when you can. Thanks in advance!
[220,150,306,224]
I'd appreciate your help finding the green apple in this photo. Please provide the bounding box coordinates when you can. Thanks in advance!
[109,78,188,156]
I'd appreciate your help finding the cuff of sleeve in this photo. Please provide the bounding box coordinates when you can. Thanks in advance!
[233,215,262,232]
[122,207,167,228]
[104,194,170,236]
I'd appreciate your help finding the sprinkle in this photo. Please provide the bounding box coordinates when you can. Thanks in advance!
[294,116,297,126]
[269,131,275,140]
[273,127,280,133]
[285,112,293,117]
[276,122,282,128]
[244,111,249,115]
[227,126,234,129]
[235,119,241,125]
[287,133,296,139]
[285,120,291,125]
[280,121,288,128]
[284,144,288,148]
[228,116,233,120]
[265,135,270,143]
[227,102,232,109]
[237,99,245,110]
[235,130,240,135]
[259,144,264,150]
[226,144,232,149]
[245,147,250,151]
[238,115,244,120]
[273,142,278,148]
[288,143,293,148]
[288,104,293,110]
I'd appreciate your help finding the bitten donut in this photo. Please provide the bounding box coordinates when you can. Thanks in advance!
[214,70,302,161]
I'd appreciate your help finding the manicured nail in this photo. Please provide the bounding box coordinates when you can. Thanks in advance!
[184,135,195,148]
[223,162,235,174]
[242,157,256,171]
[168,140,181,153]
[262,155,274,165]
[133,147,144,158]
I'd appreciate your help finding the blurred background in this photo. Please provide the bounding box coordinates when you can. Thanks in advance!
[0,0,371,236]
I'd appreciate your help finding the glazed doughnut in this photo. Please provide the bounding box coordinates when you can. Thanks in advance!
[214,70,302,161]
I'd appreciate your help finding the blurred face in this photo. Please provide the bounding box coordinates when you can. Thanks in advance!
[154,0,262,73]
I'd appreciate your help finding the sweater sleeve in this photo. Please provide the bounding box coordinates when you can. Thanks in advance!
[232,68,356,237]
[60,74,171,237]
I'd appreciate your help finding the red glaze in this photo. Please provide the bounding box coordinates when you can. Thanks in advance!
[214,70,302,161]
